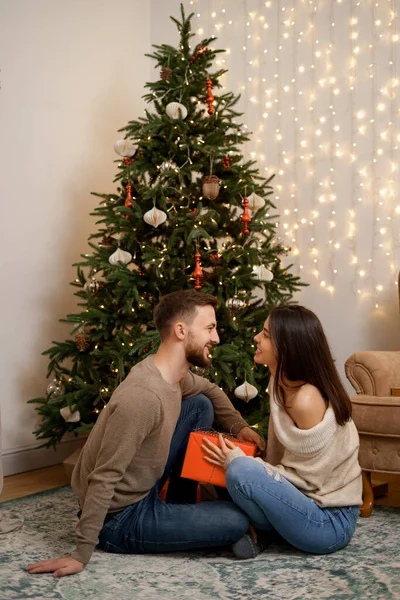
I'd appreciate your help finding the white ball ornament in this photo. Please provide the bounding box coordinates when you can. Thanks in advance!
[253,265,274,281]
[109,248,132,266]
[166,102,188,120]
[247,192,266,212]
[234,381,259,403]
[143,206,167,228]
[60,406,81,423]
[114,139,136,157]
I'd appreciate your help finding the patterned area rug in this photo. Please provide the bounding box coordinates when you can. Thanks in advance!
[0,485,399,600]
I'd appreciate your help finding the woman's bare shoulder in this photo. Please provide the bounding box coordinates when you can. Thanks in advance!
[287,384,327,429]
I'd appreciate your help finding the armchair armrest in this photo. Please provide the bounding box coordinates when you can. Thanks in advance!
[345,351,400,396]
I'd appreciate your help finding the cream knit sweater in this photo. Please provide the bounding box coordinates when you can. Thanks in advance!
[226,387,362,508]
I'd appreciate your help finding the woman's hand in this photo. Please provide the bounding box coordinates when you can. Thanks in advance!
[202,434,237,468]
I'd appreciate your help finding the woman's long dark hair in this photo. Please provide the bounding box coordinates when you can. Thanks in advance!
[269,305,352,425]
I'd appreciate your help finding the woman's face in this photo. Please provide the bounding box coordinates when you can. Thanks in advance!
[254,317,277,370]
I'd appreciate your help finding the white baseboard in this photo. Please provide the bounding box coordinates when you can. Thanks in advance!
[2,436,87,477]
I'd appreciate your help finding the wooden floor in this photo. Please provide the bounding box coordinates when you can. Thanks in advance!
[1,464,400,507]
[1,464,69,502]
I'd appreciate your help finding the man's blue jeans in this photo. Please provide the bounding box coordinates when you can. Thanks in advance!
[97,394,249,554]
[226,457,360,554]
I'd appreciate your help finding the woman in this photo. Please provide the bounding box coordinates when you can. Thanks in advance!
[203,305,362,559]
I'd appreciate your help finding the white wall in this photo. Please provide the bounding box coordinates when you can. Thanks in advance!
[152,0,400,385]
[0,0,150,474]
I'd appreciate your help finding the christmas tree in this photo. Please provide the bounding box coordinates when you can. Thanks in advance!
[29,5,304,448]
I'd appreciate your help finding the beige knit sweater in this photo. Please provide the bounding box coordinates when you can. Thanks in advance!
[226,388,362,508]
[71,355,248,565]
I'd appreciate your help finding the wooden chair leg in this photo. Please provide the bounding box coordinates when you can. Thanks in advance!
[360,470,374,518]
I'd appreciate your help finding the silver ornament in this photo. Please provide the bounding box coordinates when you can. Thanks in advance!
[226,297,246,312]
[84,278,100,293]
[46,378,65,399]
[160,160,179,173]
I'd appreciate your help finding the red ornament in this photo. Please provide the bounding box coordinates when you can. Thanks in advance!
[206,79,215,115]
[241,197,251,236]
[222,155,232,169]
[123,157,135,166]
[190,45,208,63]
[192,251,204,291]
[125,184,133,208]
[210,252,220,270]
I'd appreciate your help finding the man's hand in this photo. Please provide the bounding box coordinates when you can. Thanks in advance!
[236,426,266,454]
[26,556,84,578]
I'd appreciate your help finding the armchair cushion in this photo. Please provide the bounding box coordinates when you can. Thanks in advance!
[351,395,400,436]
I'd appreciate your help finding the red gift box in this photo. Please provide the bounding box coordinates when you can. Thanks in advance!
[180,430,257,488]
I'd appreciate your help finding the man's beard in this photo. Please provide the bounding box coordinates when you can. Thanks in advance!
[185,337,211,369]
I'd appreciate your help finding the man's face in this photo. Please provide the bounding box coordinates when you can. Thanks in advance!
[184,305,220,368]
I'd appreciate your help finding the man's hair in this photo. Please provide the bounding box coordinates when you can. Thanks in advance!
[153,290,219,340]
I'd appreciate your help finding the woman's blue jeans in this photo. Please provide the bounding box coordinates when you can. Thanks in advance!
[226,457,360,554]
[97,394,249,554]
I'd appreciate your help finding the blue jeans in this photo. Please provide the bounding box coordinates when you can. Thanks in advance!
[226,457,360,554]
[97,394,249,554]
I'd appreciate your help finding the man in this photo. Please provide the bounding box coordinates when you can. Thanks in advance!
[27,290,265,577]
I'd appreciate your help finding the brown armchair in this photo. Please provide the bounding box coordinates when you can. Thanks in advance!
[345,351,400,517]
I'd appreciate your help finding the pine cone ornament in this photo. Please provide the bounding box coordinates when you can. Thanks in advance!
[160,66,172,81]
[100,235,115,248]
[75,332,91,352]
